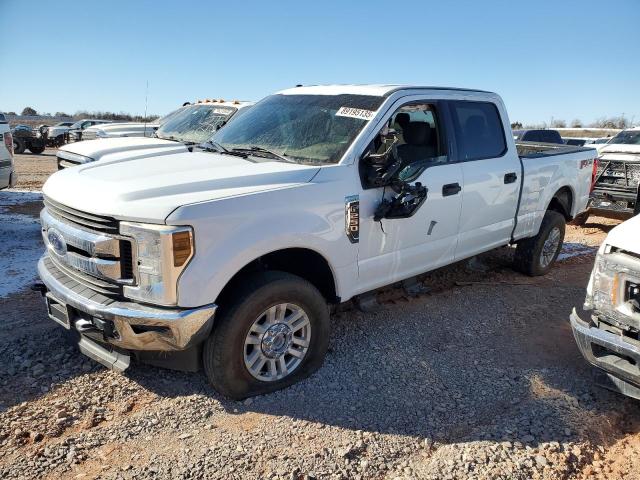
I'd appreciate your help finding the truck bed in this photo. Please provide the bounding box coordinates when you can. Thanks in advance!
[516,141,597,159]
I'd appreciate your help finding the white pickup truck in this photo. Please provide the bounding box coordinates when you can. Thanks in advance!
[37,85,597,399]
[571,215,640,399]
[55,101,253,169]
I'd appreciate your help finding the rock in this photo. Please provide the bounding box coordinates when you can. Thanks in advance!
[535,455,548,467]
[178,433,192,440]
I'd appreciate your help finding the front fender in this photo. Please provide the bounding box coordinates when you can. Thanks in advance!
[169,182,358,307]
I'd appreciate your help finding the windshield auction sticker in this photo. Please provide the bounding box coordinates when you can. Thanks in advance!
[335,107,376,121]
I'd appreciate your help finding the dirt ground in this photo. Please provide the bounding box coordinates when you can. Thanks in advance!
[1,151,639,479]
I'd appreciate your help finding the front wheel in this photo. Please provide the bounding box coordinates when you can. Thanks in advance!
[513,210,566,276]
[203,271,330,399]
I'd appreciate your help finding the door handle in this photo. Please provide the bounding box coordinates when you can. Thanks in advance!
[504,172,518,184]
[442,182,462,196]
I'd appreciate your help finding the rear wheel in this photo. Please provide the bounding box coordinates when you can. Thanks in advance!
[13,138,25,154]
[203,271,330,399]
[513,210,565,276]
[28,143,45,154]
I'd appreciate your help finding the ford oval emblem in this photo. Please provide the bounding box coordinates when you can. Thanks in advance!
[47,228,67,257]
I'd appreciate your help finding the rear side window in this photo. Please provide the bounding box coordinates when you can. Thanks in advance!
[449,101,506,161]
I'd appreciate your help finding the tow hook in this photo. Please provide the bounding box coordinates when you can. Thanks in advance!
[31,283,47,296]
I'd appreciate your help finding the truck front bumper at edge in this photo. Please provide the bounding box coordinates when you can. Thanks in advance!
[37,256,216,372]
[570,308,640,399]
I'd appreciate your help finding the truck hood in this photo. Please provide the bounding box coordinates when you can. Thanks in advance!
[605,214,640,253]
[599,144,640,161]
[43,152,320,223]
[59,137,187,162]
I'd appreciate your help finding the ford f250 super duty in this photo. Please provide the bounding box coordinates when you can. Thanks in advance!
[56,100,253,169]
[36,85,597,399]
[570,215,640,399]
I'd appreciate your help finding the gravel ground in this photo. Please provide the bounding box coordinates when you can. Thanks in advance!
[1,154,639,479]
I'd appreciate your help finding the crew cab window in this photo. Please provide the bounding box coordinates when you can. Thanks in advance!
[450,101,506,161]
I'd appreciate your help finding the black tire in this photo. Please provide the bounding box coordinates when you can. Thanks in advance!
[513,210,566,276]
[203,271,330,399]
[13,138,25,154]
[570,211,589,226]
[28,143,45,154]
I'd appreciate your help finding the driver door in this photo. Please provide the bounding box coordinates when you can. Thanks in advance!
[356,100,464,293]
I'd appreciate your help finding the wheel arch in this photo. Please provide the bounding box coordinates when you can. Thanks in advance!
[213,247,339,308]
[546,186,574,220]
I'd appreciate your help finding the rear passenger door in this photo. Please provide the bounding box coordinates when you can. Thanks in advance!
[448,100,520,260]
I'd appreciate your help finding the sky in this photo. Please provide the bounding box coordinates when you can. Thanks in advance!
[0,0,638,125]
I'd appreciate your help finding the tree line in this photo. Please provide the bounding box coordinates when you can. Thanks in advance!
[511,115,633,130]
[7,107,158,123]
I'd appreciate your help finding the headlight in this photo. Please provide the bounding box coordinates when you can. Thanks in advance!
[95,130,107,138]
[587,253,619,314]
[585,248,640,320]
[120,222,194,305]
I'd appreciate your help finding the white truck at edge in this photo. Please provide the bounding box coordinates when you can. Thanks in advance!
[37,85,596,399]
[571,215,640,399]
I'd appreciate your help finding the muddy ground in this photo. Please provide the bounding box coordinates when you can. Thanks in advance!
[1,151,638,479]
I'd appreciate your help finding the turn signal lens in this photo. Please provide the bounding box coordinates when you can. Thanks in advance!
[172,231,192,267]
[3,132,13,158]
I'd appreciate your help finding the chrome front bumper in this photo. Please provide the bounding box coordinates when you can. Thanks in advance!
[570,308,640,394]
[38,256,216,352]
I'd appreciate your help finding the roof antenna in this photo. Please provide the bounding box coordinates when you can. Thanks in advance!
[143,80,149,136]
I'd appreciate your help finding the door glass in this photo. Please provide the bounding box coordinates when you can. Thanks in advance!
[375,103,448,182]
[450,101,506,161]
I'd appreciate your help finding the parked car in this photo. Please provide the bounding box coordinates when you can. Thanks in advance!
[585,137,614,154]
[35,85,596,399]
[563,138,588,147]
[56,100,253,169]
[65,119,113,143]
[573,127,640,225]
[47,121,83,147]
[0,114,16,189]
[11,124,48,154]
[81,122,160,140]
[570,214,640,399]
[513,129,564,144]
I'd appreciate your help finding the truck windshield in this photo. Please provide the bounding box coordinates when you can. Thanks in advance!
[609,130,640,145]
[156,104,237,143]
[210,94,384,165]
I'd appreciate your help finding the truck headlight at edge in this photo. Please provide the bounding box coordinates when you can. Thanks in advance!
[120,222,194,306]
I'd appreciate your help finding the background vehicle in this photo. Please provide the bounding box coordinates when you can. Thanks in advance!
[56,100,253,169]
[11,124,48,154]
[0,114,16,189]
[574,127,640,225]
[571,215,640,399]
[513,129,564,144]
[46,121,74,147]
[65,119,112,143]
[36,85,596,399]
[81,121,160,140]
[563,137,589,146]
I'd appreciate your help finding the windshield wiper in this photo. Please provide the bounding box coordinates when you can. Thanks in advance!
[231,146,295,163]
[198,141,252,159]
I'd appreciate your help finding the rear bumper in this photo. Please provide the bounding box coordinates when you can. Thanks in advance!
[570,308,640,396]
[37,256,216,353]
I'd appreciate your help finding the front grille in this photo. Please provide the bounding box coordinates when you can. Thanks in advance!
[41,200,136,300]
[44,196,119,234]
[596,161,640,189]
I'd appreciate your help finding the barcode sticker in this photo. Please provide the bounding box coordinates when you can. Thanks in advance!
[335,107,376,121]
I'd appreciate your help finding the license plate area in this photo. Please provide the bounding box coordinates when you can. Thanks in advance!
[45,293,71,329]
